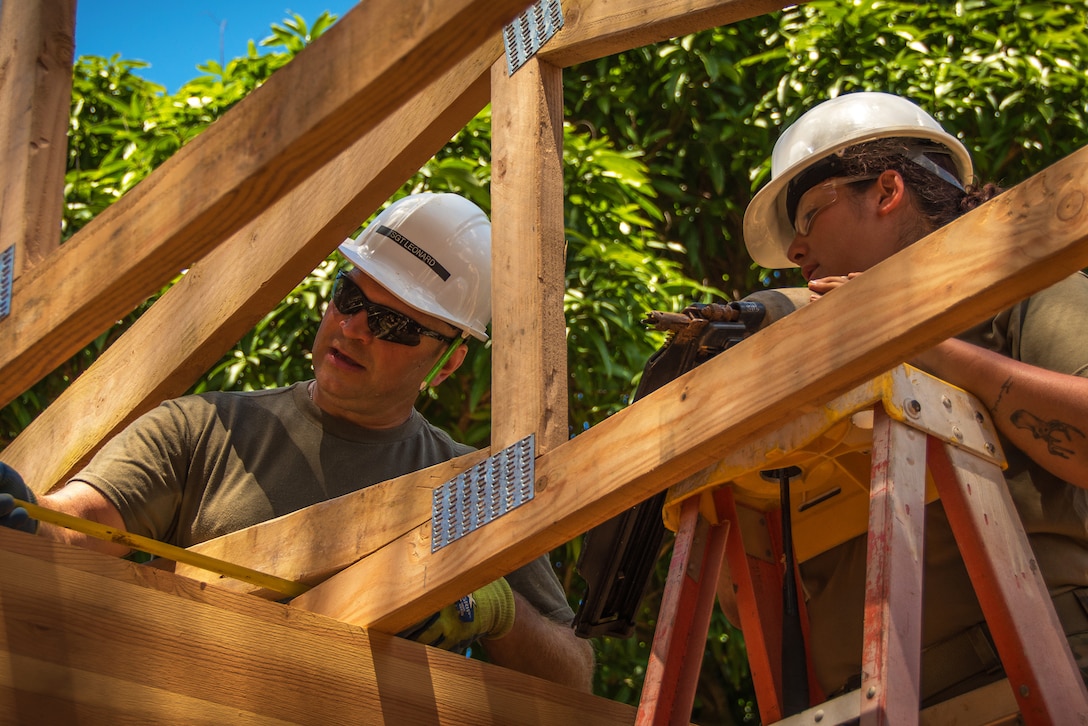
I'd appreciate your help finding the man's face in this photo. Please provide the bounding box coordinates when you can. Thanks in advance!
[311,269,460,428]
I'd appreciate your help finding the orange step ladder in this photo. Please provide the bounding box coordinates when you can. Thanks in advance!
[635,364,1088,725]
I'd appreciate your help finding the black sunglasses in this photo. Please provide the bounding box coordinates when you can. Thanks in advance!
[331,271,457,346]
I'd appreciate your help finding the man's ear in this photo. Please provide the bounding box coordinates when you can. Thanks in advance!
[875,169,908,216]
[427,342,469,387]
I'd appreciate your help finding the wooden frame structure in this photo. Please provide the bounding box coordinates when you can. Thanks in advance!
[3,0,1088,719]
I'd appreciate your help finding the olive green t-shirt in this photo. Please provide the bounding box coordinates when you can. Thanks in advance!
[72,381,574,622]
[799,271,1088,695]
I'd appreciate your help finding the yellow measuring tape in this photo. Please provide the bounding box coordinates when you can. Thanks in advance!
[13,498,310,599]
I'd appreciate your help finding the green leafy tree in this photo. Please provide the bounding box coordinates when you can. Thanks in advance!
[567,0,1088,298]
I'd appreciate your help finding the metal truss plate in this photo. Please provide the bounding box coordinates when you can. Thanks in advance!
[431,434,535,552]
[503,0,564,76]
[0,245,14,321]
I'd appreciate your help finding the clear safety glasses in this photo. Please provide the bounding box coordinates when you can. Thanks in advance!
[790,175,879,237]
[331,271,457,346]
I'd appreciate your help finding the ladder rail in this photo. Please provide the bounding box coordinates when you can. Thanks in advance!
[929,437,1088,722]
[636,492,731,726]
[859,407,926,725]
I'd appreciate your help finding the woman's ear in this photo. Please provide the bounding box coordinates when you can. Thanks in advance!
[875,169,908,216]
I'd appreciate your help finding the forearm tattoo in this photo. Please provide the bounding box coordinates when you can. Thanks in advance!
[993,377,1013,412]
[1010,409,1086,460]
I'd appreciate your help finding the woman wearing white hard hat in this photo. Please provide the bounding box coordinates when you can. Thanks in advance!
[739,92,1088,706]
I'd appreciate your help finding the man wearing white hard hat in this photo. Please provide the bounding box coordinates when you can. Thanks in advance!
[0,192,595,690]
[736,92,1088,705]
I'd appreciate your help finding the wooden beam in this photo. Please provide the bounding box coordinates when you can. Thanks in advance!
[0,528,636,724]
[0,0,526,408]
[541,0,799,67]
[490,56,567,453]
[174,450,491,596]
[286,146,1088,634]
[0,0,75,274]
[3,40,497,493]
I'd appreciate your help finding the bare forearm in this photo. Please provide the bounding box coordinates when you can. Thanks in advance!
[482,591,595,691]
[36,481,132,557]
[913,339,1088,487]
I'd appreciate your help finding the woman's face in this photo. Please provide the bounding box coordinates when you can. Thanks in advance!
[785,172,909,280]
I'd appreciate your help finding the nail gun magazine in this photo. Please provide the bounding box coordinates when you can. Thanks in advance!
[572,298,768,638]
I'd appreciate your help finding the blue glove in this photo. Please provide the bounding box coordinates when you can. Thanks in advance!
[398,578,516,653]
[0,462,37,534]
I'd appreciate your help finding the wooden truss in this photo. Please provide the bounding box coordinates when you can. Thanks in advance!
[2,0,1088,719]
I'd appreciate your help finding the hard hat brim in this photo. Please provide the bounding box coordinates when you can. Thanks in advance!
[339,244,489,342]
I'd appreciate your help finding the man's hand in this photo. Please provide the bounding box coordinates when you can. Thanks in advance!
[0,462,37,534]
[398,578,516,653]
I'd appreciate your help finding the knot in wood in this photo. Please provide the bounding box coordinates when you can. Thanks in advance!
[1058,189,1085,222]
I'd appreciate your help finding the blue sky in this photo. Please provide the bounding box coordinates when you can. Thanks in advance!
[74,1,357,93]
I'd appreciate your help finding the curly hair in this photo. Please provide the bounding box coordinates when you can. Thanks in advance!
[835,138,1002,232]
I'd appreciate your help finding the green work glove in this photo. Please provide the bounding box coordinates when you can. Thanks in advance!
[398,578,516,653]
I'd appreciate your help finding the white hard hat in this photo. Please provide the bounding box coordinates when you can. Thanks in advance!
[339,193,492,341]
[744,92,973,269]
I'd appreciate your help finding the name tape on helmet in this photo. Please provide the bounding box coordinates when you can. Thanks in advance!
[376,225,450,281]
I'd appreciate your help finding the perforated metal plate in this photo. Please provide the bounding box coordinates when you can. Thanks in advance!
[0,246,14,321]
[431,434,535,552]
[503,0,564,76]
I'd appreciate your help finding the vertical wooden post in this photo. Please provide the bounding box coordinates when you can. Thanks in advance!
[489,55,567,453]
[0,0,75,275]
